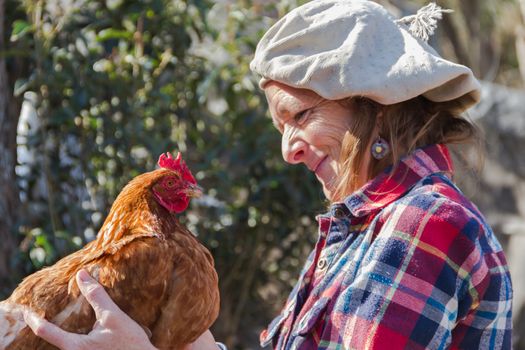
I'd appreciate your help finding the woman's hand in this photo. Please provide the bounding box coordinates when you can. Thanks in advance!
[187,330,221,350]
[23,269,157,350]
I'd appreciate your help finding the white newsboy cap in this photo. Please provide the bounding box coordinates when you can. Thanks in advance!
[250,0,481,111]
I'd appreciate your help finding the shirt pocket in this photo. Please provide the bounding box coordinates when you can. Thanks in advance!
[292,297,330,337]
[260,301,296,348]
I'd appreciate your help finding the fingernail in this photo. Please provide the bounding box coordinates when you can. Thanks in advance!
[77,269,92,283]
[23,308,38,326]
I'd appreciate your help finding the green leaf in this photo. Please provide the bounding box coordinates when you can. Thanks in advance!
[96,28,133,42]
[35,235,48,246]
[11,20,31,37]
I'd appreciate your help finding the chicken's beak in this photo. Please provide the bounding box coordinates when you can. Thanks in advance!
[184,183,203,198]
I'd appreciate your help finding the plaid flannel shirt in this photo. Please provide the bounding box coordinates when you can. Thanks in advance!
[260,144,512,349]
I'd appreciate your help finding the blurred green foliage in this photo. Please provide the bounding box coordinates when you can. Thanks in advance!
[7,0,319,347]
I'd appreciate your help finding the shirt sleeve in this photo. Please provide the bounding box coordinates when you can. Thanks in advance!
[329,195,492,349]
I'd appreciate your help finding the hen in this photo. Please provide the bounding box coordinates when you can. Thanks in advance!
[0,152,220,350]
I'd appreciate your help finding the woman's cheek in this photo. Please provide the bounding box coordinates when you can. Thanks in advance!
[309,121,345,147]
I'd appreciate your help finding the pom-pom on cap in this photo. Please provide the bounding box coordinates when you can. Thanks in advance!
[250,0,481,112]
[158,152,197,185]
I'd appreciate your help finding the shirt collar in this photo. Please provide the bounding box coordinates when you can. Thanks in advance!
[341,144,454,218]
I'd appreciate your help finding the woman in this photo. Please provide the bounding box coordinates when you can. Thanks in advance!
[26,0,512,349]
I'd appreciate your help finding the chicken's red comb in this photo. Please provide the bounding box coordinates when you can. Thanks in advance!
[157,152,197,184]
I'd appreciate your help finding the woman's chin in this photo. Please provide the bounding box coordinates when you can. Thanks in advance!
[315,160,338,201]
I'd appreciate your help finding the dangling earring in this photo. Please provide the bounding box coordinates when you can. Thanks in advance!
[371,136,390,160]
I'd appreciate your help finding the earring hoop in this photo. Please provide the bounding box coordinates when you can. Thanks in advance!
[371,136,390,160]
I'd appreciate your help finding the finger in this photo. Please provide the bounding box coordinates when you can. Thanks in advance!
[76,269,120,319]
[23,309,78,350]
[189,330,218,350]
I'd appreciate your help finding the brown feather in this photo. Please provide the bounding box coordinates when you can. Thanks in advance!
[0,168,220,350]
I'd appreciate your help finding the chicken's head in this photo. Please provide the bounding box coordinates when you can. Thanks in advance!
[153,152,202,213]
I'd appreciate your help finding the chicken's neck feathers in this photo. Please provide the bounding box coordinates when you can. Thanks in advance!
[83,196,181,263]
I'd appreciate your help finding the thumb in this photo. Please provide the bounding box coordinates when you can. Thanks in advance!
[76,269,120,320]
[23,308,79,350]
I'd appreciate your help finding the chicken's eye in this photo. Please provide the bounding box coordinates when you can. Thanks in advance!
[166,179,176,188]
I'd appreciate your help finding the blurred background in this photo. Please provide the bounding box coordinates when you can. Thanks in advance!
[0,0,524,348]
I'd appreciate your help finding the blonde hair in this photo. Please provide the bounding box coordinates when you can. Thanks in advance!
[331,96,482,203]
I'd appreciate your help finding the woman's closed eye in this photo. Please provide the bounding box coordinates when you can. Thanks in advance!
[294,109,310,125]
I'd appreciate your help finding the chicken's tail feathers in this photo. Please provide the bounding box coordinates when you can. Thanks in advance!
[0,302,29,349]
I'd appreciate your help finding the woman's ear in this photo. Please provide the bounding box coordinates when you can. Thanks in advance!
[375,111,384,132]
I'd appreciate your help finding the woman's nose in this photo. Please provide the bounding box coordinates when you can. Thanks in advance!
[281,132,307,164]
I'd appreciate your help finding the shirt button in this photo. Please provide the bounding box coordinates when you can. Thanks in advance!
[333,207,346,219]
[317,258,327,270]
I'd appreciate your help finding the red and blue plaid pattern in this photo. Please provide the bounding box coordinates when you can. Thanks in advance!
[261,144,512,349]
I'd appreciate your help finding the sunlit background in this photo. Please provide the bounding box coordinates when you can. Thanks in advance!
[0,0,524,348]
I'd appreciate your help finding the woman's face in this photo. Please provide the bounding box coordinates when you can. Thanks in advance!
[265,82,357,200]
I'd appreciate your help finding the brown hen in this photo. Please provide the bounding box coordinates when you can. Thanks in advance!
[0,152,220,350]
